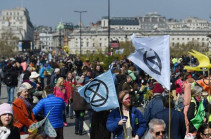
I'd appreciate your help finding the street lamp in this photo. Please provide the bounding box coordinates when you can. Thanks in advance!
[74,10,87,55]
[108,0,110,54]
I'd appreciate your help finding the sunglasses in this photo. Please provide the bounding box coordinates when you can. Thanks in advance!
[155,131,166,136]
[203,133,211,138]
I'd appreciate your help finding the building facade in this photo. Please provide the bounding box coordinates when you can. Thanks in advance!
[68,12,211,54]
[0,7,34,41]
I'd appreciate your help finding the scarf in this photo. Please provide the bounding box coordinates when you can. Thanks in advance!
[19,96,32,109]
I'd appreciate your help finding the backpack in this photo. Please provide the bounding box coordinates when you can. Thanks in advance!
[4,73,13,86]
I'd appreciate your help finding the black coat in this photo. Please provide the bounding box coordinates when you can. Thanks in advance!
[73,87,87,111]
[4,65,18,87]
[155,108,186,139]
[8,126,20,139]
[90,111,111,139]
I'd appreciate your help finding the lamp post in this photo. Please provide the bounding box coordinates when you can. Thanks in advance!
[108,0,110,54]
[74,10,87,55]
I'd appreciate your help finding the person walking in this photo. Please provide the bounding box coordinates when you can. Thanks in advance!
[12,84,37,134]
[3,61,19,104]
[50,68,60,87]
[154,95,186,139]
[144,82,164,124]
[33,85,66,139]
[64,71,77,119]
[54,77,68,126]
[73,84,87,135]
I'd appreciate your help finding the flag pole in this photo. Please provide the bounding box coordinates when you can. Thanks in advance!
[169,91,171,139]
[119,107,127,138]
[208,69,210,128]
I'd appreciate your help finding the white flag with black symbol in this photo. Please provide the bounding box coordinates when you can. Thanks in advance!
[128,33,170,90]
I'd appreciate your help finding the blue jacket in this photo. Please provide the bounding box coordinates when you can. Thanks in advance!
[106,107,147,139]
[32,94,65,129]
[154,108,186,139]
[144,95,164,124]
[39,66,45,78]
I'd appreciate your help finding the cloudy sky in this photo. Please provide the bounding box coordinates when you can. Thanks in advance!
[1,0,210,28]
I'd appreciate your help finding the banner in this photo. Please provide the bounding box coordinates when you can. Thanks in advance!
[191,100,205,130]
[128,34,170,90]
[78,70,119,111]
[29,107,57,137]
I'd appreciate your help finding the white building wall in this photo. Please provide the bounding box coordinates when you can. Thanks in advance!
[69,29,211,55]
[0,8,34,41]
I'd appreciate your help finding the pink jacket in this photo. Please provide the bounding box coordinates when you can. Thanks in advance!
[175,78,183,94]
[54,86,68,104]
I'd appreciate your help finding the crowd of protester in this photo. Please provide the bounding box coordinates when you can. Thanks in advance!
[0,52,210,139]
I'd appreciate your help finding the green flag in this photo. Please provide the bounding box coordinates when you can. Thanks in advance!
[190,100,205,130]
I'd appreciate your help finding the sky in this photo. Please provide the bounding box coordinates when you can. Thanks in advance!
[0,0,211,29]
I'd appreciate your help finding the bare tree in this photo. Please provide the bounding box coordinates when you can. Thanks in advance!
[0,31,19,57]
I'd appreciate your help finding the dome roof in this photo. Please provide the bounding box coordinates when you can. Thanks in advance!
[56,22,65,31]
[145,12,161,17]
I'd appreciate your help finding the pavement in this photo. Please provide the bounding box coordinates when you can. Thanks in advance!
[0,83,90,139]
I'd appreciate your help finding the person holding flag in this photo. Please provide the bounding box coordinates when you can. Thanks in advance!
[187,85,206,136]
[106,90,147,139]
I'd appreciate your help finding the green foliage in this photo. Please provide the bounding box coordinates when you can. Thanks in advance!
[0,31,19,58]
[119,41,135,56]
[170,41,209,57]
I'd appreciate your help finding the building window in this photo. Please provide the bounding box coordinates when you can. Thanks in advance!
[182,38,184,40]
[177,38,179,40]
[87,42,89,47]
[192,38,194,41]
[99,43,102,47]
[172,38,174,40]
[187,38,189,40]
[93,43,95,47]
[197,38,200,40]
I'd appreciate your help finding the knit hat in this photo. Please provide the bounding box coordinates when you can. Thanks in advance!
[17,84,28,93]
[22,82,33,90]
[153,83,164,93]
[128,70,136,81]
[0,103,13,116]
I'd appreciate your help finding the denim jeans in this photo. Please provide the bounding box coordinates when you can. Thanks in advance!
[63,104,67,123]
[69,102,73,117]
[7,86,15,104]
[88,109,93,126]
[75,110,85,132]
